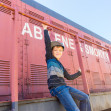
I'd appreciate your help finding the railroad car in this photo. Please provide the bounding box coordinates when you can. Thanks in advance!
[0,0,111,111]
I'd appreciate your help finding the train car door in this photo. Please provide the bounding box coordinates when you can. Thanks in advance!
[85,43,105,92]
[0,1,13,101]
[99,48,111,90]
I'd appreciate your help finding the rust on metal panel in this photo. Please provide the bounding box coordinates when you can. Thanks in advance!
[0,0,111,104]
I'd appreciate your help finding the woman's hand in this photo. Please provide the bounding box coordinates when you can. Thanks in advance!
[42,24,48,29]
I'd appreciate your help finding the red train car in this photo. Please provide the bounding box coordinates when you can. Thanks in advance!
[0,0,111,111]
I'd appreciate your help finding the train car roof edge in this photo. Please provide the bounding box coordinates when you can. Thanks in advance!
[21,0,111,45]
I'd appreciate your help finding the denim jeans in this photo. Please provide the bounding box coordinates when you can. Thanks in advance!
[50,85,91,111]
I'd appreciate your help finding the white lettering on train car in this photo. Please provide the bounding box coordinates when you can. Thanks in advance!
[80,43,84,52]
[69,39,75,50]
[106,53,110,61]
[22,23,43,40]
[21,23,110,61]
[55,33,75,50]
[55,33,61,42]
[22,23,33,37]
[62,36,68,48]
[84,44,110,61]
[34,26,43,40]
[22,23,75,50]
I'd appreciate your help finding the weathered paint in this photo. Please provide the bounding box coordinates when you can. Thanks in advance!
[0,95,111,111]
[0,0,111,111]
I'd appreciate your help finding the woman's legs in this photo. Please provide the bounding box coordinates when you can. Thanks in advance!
[67,86,91,111]
[50,85,80,111]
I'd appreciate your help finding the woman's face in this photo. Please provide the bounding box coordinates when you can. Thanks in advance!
[52,46,64,60]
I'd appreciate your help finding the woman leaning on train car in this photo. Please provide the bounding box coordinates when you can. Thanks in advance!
[42,24,91,111]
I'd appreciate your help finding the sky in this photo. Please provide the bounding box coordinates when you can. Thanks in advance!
[34,0,111,42]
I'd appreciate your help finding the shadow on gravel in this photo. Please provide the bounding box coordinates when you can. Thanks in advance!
[102,108,111,111]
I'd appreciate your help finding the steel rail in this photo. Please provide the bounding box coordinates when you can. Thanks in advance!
[0,2,15,11]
